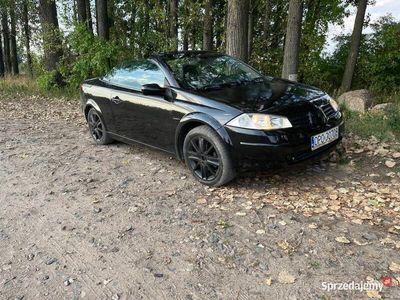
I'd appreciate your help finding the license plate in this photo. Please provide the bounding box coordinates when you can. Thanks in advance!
[311,126,339,151]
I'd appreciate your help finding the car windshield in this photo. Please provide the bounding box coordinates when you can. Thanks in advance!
[163,54,263,90]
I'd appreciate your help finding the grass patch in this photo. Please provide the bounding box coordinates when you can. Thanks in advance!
[344,103,400,141]
[0,75,79,100]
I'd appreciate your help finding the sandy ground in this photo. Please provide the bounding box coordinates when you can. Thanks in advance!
[0,95,399,300]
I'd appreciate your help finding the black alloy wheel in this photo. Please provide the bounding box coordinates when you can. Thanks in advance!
[187,136,221,181]
[183,125,236,186]
[87,108,113,145]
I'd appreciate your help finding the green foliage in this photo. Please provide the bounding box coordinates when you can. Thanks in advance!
[344,102,400,141]
[60,24,121,88]
[37,70,60,90]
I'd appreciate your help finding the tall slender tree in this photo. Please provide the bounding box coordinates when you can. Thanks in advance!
[96,0,109,40]
[1,10,11,74]
[22,0,33,77]
[203,0,213,51]
[0,30,4,77]
[38,0,63,72]
[226,0,249,62]
[248,0,254,59]
[339,0,368,94]
[85,0,93,33]
[169,0,178,50]
[9,4,19,75]
[282,0,304,81]
[77,0,87,24]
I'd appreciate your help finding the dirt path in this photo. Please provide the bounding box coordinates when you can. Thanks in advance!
[0,95,399,300]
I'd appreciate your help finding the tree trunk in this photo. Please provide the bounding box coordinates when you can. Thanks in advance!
[226,0,249,62]
[339,0,368,94]
[191,27,196,50]
[38,0,63,72]
[85,0,93,33]
[0,31,4,77]
[169,0,178,50]
[202,0,213,51]
[77,0,87,23]
[1,11,11,74]
[183,31,189,51]
[22,0,33,77]
[96,0,109,40]
[248,1,254,59]
[282,0,303,81]
[10,6,19,75]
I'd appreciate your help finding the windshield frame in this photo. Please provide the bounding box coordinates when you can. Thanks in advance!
[158,52,264,91]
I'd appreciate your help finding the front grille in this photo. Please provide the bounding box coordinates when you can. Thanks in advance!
[288,100,337,128]
[320,103,336,119]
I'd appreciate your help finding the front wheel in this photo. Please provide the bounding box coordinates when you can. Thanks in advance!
[183,125,236,186]
[87,108,113,145]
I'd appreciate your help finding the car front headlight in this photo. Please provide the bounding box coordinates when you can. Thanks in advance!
[329,97,339,112]
[226,113,292,130]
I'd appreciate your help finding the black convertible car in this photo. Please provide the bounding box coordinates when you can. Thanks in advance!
[80,51,344,186]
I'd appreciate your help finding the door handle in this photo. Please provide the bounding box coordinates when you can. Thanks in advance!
[111,96,123,104]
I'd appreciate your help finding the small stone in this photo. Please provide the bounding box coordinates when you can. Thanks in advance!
[385,160,396,168]
[362,233,378,241]
[45,258,57,265]
[111,294,120,300]
[27,253,35,261]
[393,152,400,159]
[93,207,102,213]
[256,229,265,235]
[196,198,207,205]
[154,273,164,278]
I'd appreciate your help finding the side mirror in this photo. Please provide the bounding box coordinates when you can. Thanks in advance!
[141,83,166,96]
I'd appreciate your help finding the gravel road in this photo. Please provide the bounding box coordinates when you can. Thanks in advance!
[0,95,399,300]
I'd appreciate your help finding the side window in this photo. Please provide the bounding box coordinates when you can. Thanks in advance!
[104,60,166,91]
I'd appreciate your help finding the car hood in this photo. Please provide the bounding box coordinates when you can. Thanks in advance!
[197,77,326,113]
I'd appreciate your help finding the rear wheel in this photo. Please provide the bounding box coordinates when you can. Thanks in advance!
[183,125,236,186]
[87,108,113,145]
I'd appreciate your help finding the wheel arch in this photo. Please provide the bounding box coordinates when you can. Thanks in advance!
[83,99,102,121]
[175,112,233,160]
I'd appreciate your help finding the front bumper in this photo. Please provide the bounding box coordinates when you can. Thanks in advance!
[225,120,344,163]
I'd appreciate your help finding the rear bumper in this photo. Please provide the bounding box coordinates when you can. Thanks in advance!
[225,121,344,163]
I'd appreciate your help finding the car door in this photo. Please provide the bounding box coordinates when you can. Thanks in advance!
[105,60,176,153]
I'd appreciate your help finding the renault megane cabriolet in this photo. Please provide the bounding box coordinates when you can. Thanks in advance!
[80,51,344,186]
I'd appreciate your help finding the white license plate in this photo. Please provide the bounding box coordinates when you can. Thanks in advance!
[311,126,339,151]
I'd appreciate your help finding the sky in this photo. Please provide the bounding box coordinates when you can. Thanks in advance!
[325,0,400,53]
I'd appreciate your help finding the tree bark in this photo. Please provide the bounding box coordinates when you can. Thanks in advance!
[96,0,109,40]
[1,11,11,74]
[183,31,189,51]
[339,0,368,94]
[77,0,87,23]
[38,0,63,71]
[0,31,4,77]
[282,0,303,81]
[248,1,254,59]
[85,0,93,33]
[202,0,213,51]
[191,27,196,50]
[22,0,33,77]
[10,6,19,75]
[169,0,178,50]
[226,0,249,62]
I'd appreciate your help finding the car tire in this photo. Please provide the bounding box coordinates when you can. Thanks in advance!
[87,108,113,145]
[183,125,236,186]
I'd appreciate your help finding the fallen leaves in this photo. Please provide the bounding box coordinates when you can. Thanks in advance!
[335,236,351,244]
[264,277,273,286]
[389,262,400,272]
[366,290,382,299]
